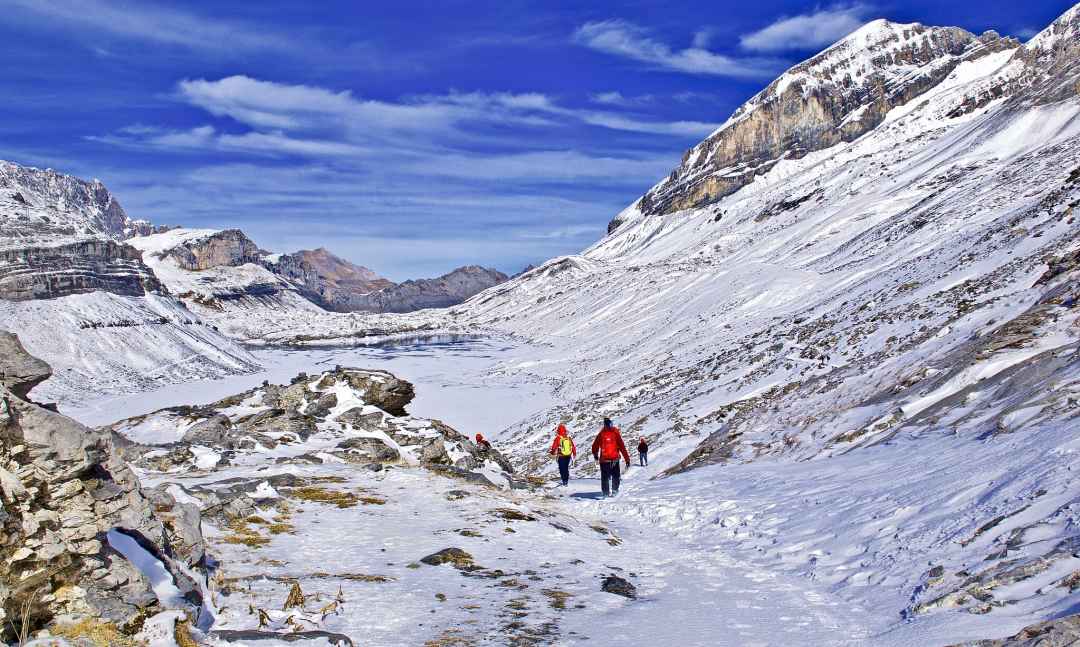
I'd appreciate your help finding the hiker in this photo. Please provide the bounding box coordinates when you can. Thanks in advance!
[548,423,577,486]
[475,433,492,453]
[637,437,649,466]
[591,418,630,497]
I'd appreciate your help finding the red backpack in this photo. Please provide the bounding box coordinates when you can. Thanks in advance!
[599,428,621,460]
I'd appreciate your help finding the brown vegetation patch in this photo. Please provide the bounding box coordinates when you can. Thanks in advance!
[494,508,536,522]
[288,486,360,508]
[52,619,135,647]
[542,589,572,610]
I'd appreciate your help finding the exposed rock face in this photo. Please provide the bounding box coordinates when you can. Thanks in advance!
[263,247,394,312]
[0,333,205,639]
[1010,4,1080,105]
[955,614,1080,646]
[0,240,162,301]
[108,366,514,482]
[0,160,165,249]
[161,229,262,271]
[347,265,508,313]
[627,21,1018,223]
[0,332,50,400]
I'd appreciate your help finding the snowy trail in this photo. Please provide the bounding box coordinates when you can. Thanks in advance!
[544,472,876,646]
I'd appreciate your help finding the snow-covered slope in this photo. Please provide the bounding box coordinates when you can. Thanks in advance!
[441,4,1080,637]
[625,21,1018,224]
[0,292,258,408]
[0,168,258,408]
[0,159,162,248]
[126,228,462,343]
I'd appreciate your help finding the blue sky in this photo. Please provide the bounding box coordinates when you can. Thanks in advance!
[0,1,1073,279]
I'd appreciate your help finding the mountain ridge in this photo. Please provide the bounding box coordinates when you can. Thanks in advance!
[621,18,1022,227]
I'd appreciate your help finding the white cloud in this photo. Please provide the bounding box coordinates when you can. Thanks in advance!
[89,125,368,158]
[6,0,289,53]
[590,92,658,107]
[739,5,873,52]
[577,113,717,137]
[1014,27,1040,41]
[168,76,715,148]
[574,20,781,78]
[404,150,676,182]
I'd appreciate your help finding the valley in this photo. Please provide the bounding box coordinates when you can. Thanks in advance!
[1,2,1079,645]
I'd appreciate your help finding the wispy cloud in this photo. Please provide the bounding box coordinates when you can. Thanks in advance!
[94,76,718,155]
[590,91,657,107]
[87,74,710,276]
[739,5,873,52]
[403,150,675,182]
[574,19,781,78]
[1013,26,1040,40]
[5,0,290,53]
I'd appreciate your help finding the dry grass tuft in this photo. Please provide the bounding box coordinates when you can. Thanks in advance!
[284,581,305,610]
[288,486,360,508]
[493,508,537,522]
[52,618,134,647]
[424,628,477,646]
[541,589,572,610]
[174,618,199,647]
[223,519,271,548]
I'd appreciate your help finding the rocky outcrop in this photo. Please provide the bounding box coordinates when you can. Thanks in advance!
[0,332,205,641]
[109,366,514,482]
[1010,4,1080,105]
[161,229,262,271]
[955,614,1080,646]
[263,248,394,312]
[0,332,50,400]
[0,160,165,250]
[629,21,1018,222]
[346,265,508,313]
[0,240,163,301]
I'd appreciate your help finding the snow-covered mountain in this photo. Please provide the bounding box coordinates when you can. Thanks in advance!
[0,164,258,406]
[344,265,509,313]
[434,3,1080,634]
[0,159,164,247]
[625,21,1018,223]
[264,247,394,311]
[125,227,504,343]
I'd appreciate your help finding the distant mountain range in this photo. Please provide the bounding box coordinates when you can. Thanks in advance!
[0,159,506,402]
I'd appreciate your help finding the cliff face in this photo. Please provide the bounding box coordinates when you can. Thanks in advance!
[0,240,162,301]
[1011,4,1080,105]
[346,265,508,313]
[0,160,166,249]
[264,247,394,312]
[0,332,205,639]
[625,21,1018,225]
[160,229,262,271]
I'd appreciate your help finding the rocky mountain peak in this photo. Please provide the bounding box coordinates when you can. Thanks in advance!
[1027,2,1080,49]
[1008,2,1080,104]
[0,160,157,248]
[627,18,1020,224]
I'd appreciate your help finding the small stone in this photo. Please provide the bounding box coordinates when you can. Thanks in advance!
[601,575,636,599]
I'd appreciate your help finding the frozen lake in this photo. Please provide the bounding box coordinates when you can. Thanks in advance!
[63,335,557,438]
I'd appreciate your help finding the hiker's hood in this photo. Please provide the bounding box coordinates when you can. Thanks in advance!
[556,424,568,436]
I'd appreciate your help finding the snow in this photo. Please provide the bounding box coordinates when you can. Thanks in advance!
[0,291,260,408]
[106,529,186,608]
[64,337,557,440]
[7,6,1080,645]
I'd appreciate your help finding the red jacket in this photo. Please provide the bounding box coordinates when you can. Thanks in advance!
[592,426,630,463]
[549,424,576,458]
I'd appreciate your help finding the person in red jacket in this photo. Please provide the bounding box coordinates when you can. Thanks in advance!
[475,433,492,453]
[591,418,630,497]
[548,424,577,486]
